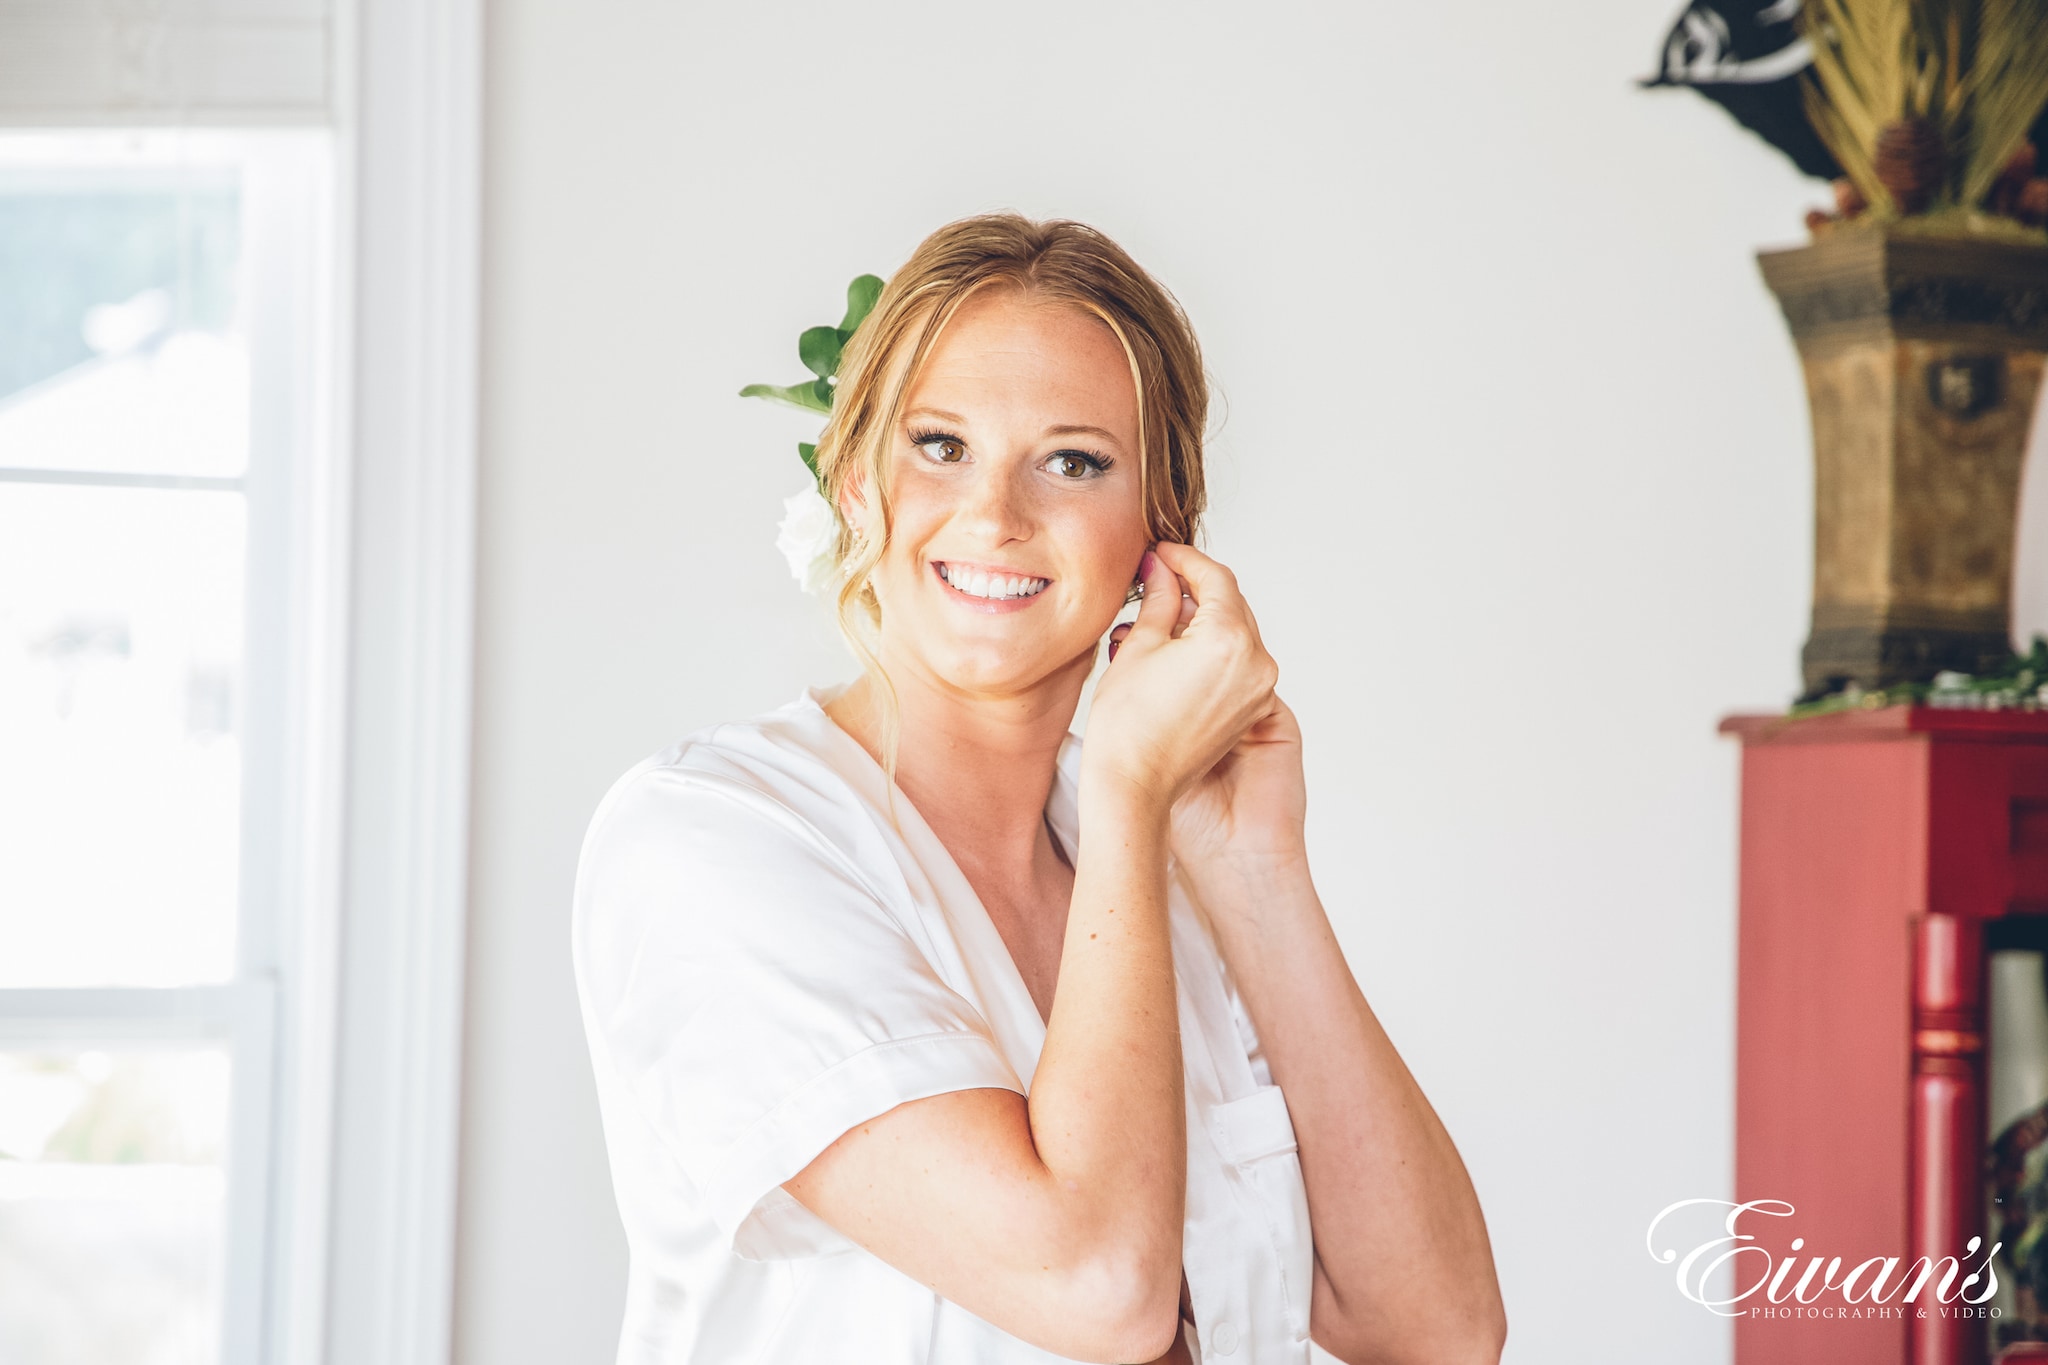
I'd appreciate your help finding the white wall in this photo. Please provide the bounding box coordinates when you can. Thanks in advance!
[456,3,2046,1361]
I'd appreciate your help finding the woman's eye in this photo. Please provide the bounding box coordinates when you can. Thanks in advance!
[916,437,964,463]
[1048,452,1100,479]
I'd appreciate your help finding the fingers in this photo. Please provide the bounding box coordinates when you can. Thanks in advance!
[1124,546,1181,645]
[1150,539,1262,649]
[1149,540,1247,615]
[1112,540,1263,663]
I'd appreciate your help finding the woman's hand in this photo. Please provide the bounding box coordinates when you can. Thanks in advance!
[1166,689,1307,874]
[1101,542,1302,872]
[1087,540,1281,815]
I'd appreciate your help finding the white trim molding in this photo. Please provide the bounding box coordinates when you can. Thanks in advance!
[319,0,481,1361]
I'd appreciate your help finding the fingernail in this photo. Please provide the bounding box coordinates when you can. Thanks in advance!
[1139,549,1157,578]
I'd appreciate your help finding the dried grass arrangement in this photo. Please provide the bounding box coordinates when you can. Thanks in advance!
[1799,0,2048,235]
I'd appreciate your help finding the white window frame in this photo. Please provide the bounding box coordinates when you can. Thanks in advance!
[0,124,337,1365]
[0,0,481,1360]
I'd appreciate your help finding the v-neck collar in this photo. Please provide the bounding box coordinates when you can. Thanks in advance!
[788,683,1084,1088]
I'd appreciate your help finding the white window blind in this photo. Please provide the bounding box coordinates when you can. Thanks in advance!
[0,0,328,124]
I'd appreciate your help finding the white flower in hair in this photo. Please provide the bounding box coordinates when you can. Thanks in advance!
[776,480,842,596]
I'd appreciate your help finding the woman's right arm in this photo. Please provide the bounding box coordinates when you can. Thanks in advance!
[784,776,1182,1362]
[782,547,1280,1365]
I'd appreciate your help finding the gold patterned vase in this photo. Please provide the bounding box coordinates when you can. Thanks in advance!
[1758,229,2048,700]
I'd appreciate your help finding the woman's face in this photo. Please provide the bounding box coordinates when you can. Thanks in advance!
[845,286,1149,700]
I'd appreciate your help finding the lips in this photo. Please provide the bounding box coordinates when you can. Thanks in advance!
[932,561,1050,601]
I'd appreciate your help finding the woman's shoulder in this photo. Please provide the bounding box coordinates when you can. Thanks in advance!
[572,685,897,928]
[584,688,851,842]
[567,688,939,1021]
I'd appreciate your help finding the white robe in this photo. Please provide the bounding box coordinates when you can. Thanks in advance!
[572,682,1317,1364]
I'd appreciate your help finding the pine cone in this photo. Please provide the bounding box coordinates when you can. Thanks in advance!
[2018,179,2048,228]
[1992,143,2039,219]
[1874,118,1946,214]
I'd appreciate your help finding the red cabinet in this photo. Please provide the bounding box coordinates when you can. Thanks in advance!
[1721,707,2048,1365]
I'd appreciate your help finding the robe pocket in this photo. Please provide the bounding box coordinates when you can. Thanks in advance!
[1207,1085,1315,1342]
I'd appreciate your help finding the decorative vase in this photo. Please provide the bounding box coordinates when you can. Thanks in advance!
[1757,229,2048,700]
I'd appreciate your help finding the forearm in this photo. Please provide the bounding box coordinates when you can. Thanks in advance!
[1188,855,1504,1364]
[1030,771,1187,1290]
[782,773,1188,1363]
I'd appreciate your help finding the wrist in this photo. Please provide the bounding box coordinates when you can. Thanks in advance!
[1077,764,1174,833]
[1177,846,1316,903]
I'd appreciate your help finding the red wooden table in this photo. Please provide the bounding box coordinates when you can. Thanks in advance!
[1721,707,2048,1365]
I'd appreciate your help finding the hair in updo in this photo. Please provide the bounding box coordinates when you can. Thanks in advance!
[813,212,1209,794]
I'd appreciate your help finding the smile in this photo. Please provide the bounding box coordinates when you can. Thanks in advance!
[932,561,1050,603]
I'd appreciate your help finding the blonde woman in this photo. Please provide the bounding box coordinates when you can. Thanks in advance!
[571,214,1505,1365]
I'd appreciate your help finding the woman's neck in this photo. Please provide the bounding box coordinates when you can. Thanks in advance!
[825,660,1084,887]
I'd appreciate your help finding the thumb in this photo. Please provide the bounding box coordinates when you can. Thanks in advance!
[1125,547,1179,646]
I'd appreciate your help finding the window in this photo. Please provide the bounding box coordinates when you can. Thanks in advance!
[0,129,337,1365]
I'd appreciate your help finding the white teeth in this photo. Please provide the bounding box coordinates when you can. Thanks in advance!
[939,564,1049,599]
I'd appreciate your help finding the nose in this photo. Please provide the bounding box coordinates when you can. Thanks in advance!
[953,453,1035,547]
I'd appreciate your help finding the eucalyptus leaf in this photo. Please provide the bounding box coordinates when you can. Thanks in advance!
[799,325,843,380]
[740,380,832,415]
[798,442,820,486]
[840,274,885,334]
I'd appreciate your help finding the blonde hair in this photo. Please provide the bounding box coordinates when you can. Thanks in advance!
[814,212,1209,805]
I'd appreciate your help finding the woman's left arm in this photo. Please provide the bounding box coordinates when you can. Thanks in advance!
[1122,544,1505,1365]
[1185,842,1506,1365]
[1163,684,1506,1365]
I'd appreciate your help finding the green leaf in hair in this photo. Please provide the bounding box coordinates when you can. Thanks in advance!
[798,325,843,380]
[739,381,833,415]
[744,272,884,492]
[839,275,885,335]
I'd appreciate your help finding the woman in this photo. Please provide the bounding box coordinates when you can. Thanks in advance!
[572,214,1506,1365]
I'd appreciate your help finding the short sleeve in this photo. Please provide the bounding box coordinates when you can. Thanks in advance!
[572,762,1023,1259]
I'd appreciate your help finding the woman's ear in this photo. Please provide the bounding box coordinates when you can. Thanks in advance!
[836,470,874,543]
[837,496,866,544]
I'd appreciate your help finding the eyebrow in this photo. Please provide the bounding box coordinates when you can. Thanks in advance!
[901,408,1126,448]
[1044,423,1123,445]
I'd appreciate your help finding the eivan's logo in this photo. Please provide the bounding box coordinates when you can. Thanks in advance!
[1647,1199,2002,1319]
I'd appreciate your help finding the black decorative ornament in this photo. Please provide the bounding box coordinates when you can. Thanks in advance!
[1640,1,2048,188]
